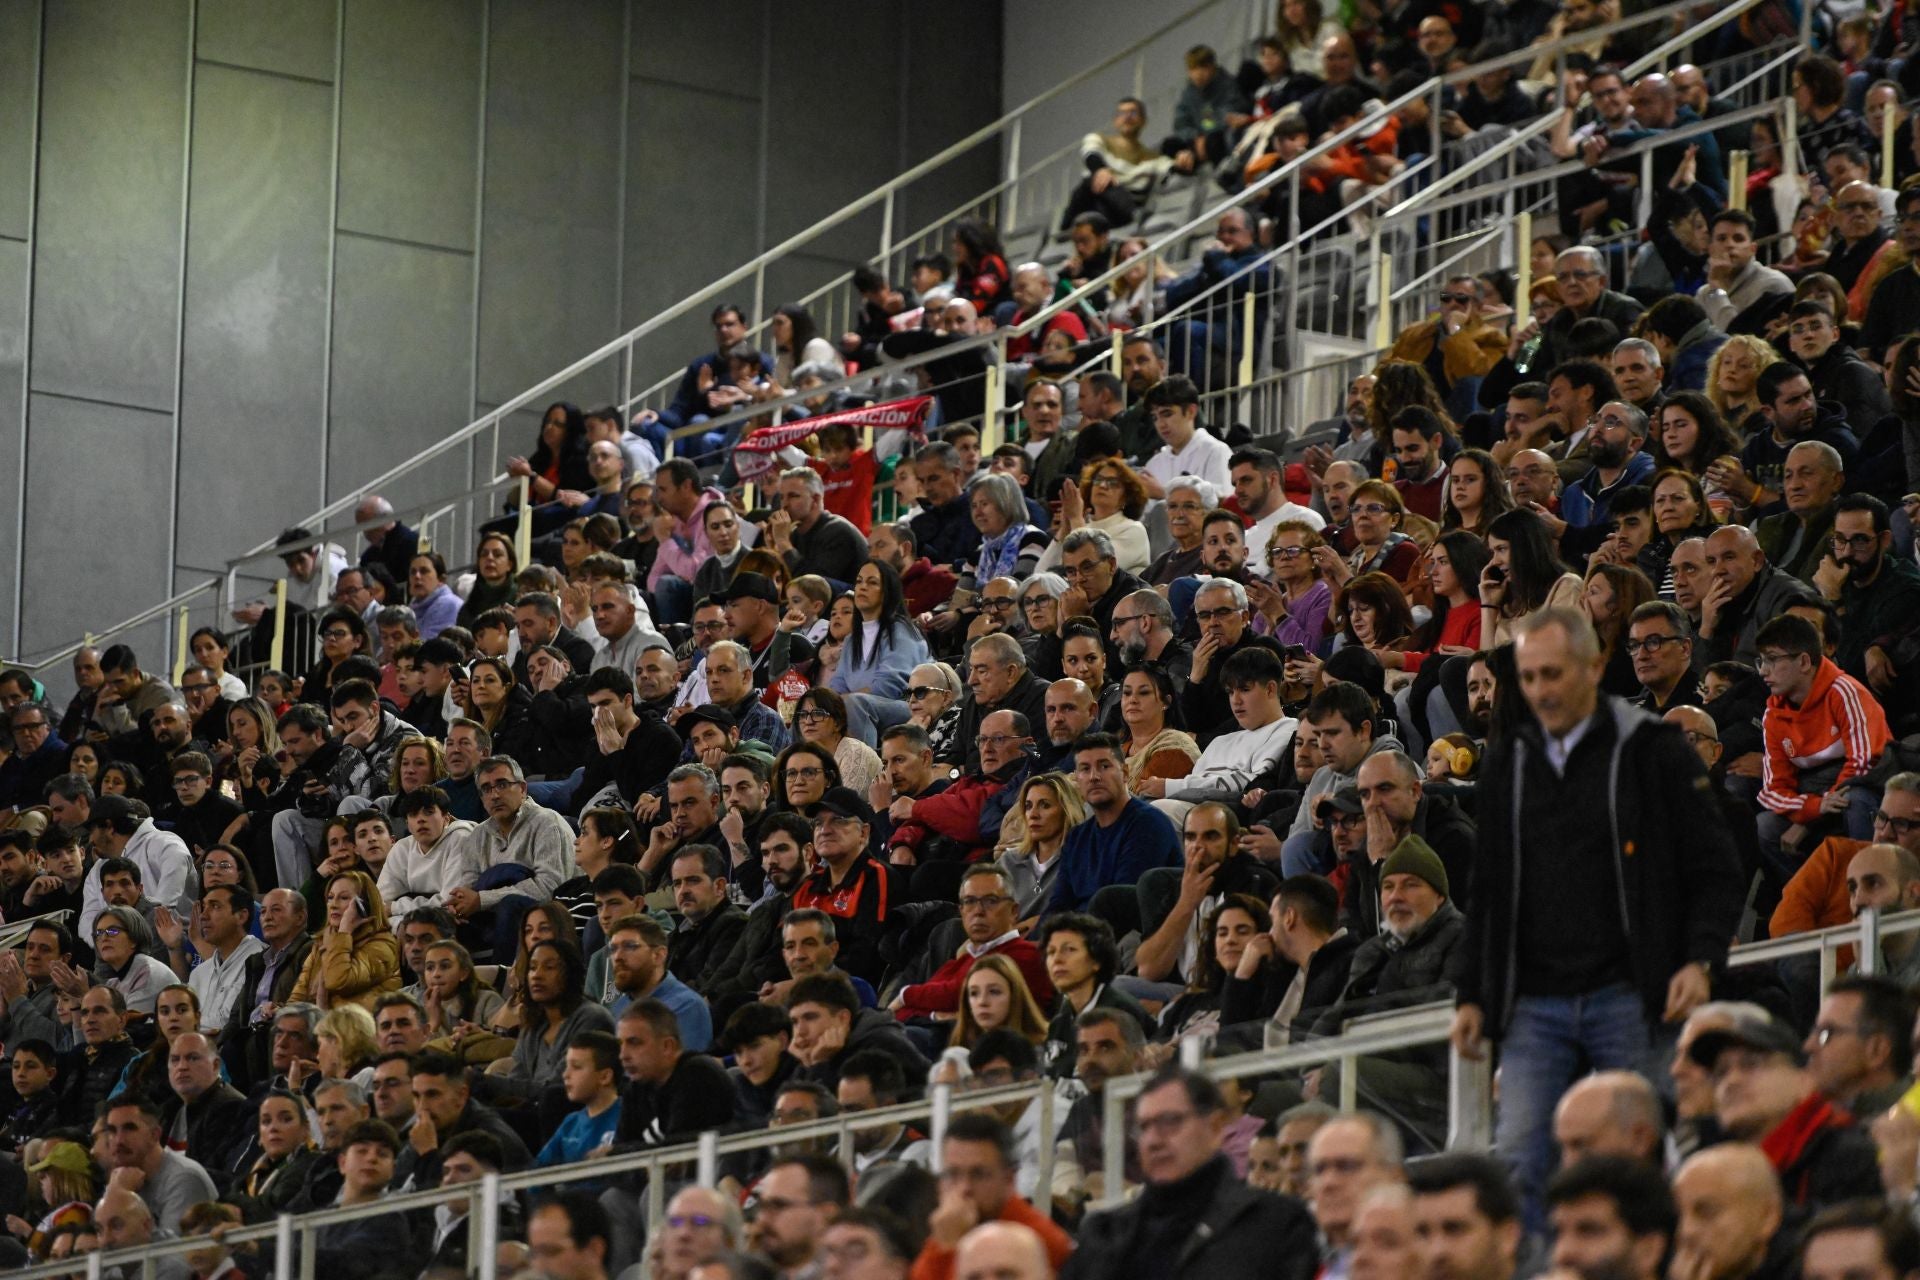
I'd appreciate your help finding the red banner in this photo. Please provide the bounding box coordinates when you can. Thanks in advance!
[732,395,934,480]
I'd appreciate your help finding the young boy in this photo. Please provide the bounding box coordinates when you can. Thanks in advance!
[0,1039,61,1149]
[537,1031,624,1167]
[809,423,877,535]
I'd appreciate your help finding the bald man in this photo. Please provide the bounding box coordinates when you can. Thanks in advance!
[1504,449,1561,510]
[1552,1072,1663,1168]
[1699,525,1820,666]
[955,1221,1054,1280]
[93,1187,190,1280]
[1669,1145,1787,1280]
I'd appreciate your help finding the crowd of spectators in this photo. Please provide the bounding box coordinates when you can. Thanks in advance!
[16,7,1920,1280]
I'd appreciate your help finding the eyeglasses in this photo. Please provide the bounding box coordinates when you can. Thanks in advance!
[785,767,824,781]
[172,775,209,787]
[1132,1109,1197,1138]
[1110,613,1148,627]
[321,629,353,641]
[1350,502,1394,517]
[692,621,729,634]
[94,927,125,940]
[959,894,1011,911]
[180,682,213,694]
[795,709,832,723]
[981,598,1017,612]
[1059,561,1108,580]
[667,1215,720,1230]
[476,779,523,795]
[1901,210,1920,224]
[1270,546,1308,560]
[9,720,45,733]
[1831,532,1880,550]
[1193,607,1240,622]
[977,734,1027,749]
[1623,635,1686,655]
[1679,730,1719,749]
[1021,597,1054,611]
[1876,810,1920,837]
[1836,200,1879,213]
[1755,650,1803,669]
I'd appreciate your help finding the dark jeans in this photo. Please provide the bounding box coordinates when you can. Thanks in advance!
[1062,177,1141,230]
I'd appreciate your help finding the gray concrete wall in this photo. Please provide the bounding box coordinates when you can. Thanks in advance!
[0,0,1002,689]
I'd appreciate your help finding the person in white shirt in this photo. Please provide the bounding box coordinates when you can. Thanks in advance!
[379,787,477,914]
[1149,646,1297,829]
[1140,375,1232,498]
[1232,448,1326,557]
[80,795,194,940]
[179,885,267,1033]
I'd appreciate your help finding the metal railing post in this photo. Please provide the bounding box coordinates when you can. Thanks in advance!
[300,1216,316,1280]
[1006,117,1024,232]
[478,1174,501,1280]
[1448,1041,1495,1150]
[881,189,895,262]
[275,1213,294,1279]
[930,1081,954,1172]
[1100,1085,1127,1208]
[1860,906,1882,977]
[1036,1082,1057,1201]
[697,1129,720,1186]
[646,1155,667,1230]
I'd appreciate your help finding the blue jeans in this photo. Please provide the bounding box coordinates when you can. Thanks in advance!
[843,694,911,748]
[1281,830,1331,876]
[1496,983,1651,1233]
[528,768,584,813]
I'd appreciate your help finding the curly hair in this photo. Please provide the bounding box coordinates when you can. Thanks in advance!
[1703,333,1781,421]
[1366,360,1455,440]
[1080,458,1150,521]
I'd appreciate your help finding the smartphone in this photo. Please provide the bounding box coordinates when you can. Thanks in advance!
[1485,566,1507,584]
[1281,644,1308,662]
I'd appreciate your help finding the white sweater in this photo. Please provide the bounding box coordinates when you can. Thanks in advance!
[1167,716,1298,802]
[378,819,479,914]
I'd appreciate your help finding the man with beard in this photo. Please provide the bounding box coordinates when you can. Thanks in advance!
[1143,477,1214,588]
[1389,409,1452,522]
[1112,333,1168,466]
[605,914,711,1050]
[1407,1155,1523,1280]
[1464,653,1497,738]
[1233,449,1324,555]
[1713,364,1861,520]
[1823,494,1920,725]
[1546,1156,1675,1280]
[1312,460,1368,553]
[1557,402,1657,536]
[1037,682,1097,773]
[1504,448,1562,513]
[707,812,811,1025]
[1306,373,1378,463]
[1111,591,1191,694]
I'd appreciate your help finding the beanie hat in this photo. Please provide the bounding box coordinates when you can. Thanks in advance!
[1381,834,1448,898]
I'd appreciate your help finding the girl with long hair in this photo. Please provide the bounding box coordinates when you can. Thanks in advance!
[951,217,1011,313]
[1583,562,1657,697]
[770,303,844,384]
[829,560,931,744]
[457,532,520,629]
[507,401,590,503]
[1652,391,1743,518]
[1156,895,1271,1048]
[1478,508,1582,646]
[1439,448,1515,538]
[997,773,1087,924]
[288,870,399,1011]
[948,953,1051,1051]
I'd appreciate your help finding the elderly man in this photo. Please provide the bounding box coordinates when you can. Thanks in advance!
[1453,609,1743,1232]
[1534,248,1645,373]
[1688,1009,1881,1210]
[1181,577,1284,739]
[1627,601,1703,713]
[907,442,980,571]
[1388,275,1510,399]
[1698,525,1823,666]
[1610,339,1665,413]
[1716,364,1859,521]
[159,1031,251,1176]
[1503,447,1561,512]
[1552,1071,1665,1168]
[1062,1068,1316,1280]
[449,755,576,957]
[791,791,898,985]
[887,709,1034,871]
[869,519,957,618]
[1754,441,1847,583]
[891,862,1051,1025]
[1670,1144,1796,1280]
[952,634,1050,775]
[1005,262,1088,361]
[1304,1112,1407,1279]
[1143,477,1214,588]
[1805,975,1915,1117]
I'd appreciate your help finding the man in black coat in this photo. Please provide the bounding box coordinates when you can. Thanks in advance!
[159,1033,253,1191]
[1218,874,1361,1052]
[951,634,1051,774]
[1451,608,1743,1233]
[1061,1067,1317,1280]
[664,844,747,998]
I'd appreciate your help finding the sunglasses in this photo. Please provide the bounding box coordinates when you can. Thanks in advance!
[1439,291,1475,305]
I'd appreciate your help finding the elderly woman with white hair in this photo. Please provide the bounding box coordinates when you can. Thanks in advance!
[1018,572,1071,680]
[938,473,1052,638]
[1144,474,1218,587]
[903,661,967,765]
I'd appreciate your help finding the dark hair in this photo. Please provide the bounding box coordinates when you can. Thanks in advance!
[1144,375,1201,411]
[528,403,587,479]
[1485,508,1570,613]
[968,1029,1040,1077]
[838,1049,907,1104]
[1406,1152,1520,1223]
[1565,318,1623,360]
[1141,1065,1226,1116]
[1795,53,1846,108]
[788,972,861,1016]
[1221,645,1287,691]
[1306,681,1374,734]
[1802,1201,1920,1274]
[1758,359,1810,406]
[582,667,634,700]
[1639,294,1709,344]
[339,1118,401,1155]
[531,1190,611,1252]
[1278,875,1340,935]
[1549,358,1620,408]
[845,561,912,667]
[769,1153,853,1210]
[1654,392,1739,471]
[950,217,1006,269]
[524,939,587,1015]
[1827,975,1918,1076]
[442,1129,506,1170]
[1710,207,1758,236]
[1546,1156,1678,1238]
[1754,613,1823,660]
[722,1001,793,1052]
[98,855,142,884]
[1069,731,1126,769]
[1034,912,1119,985]
[1836,492,1891,535]
[943,1112,1016,1165]
[1414,531,1492,650]
[1338,573,1415,650]
[773,303,820,356]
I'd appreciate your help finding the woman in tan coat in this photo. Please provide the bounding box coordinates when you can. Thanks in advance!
[289,868,401,1011]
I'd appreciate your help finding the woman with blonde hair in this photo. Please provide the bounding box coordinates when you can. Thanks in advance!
[316,1004,379,1080]
[289,869,400,1011]
[948,953,1051,1051]
[1705,332,1780,428]
[998,774,1087,923]
[383,735,448,805]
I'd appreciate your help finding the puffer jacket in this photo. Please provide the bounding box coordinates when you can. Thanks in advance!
[287,922,402,1011]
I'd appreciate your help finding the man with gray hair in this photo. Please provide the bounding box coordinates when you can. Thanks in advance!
[1754,439,1846,583]
[1007,261,1088,361]
[907,441,982,570]
[954,634,1051,774]
[1610,339,1665,412]
[1058,528,1148,652]
[1535,246,1645,372]
[1112,589,1190,679]
[1452,607,1742,1232]
[354,494,419,587]
[765,466,868,585]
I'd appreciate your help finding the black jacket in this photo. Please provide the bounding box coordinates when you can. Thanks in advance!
[224,1145,323,1223]
[612,1051,738,1153]
[1217,930,1363,1051]
[1452,697,1744,1037]
[795,1008,932,1095]
[58,1037,137,1125]
[668,902,749,998]
[1802,342,1891,434]
[160,1082,254,1188]
[1317,901,1466,1068]
[953,671,1053,773]
[706,893,793,1027]
[395,1098,532,1191]
[219,933,315,1092]
[1062,1154,1318,1280]
[1338,790,1478,932]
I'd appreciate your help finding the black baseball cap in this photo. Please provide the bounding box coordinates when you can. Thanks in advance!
[1315,785,1364,820]
[678,705,738,741]
[1687,1011,1806,1068]
[814,787,874,823]
[718,573,781,606]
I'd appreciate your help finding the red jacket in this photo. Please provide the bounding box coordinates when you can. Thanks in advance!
[901,558,959,617]
[810,450,876,535]
[896,934,1054,1021]
[1760,658,1891,822]
[888,773,1008,859]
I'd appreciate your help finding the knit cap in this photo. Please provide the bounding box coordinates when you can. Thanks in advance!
[1380,833,1448,898]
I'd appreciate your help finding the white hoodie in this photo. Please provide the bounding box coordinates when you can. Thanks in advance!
[80,821,194,939]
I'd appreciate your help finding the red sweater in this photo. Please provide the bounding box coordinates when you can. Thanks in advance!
[1401,602,1483,674]
[810,450,876,534]
[895,934,1054,1021]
